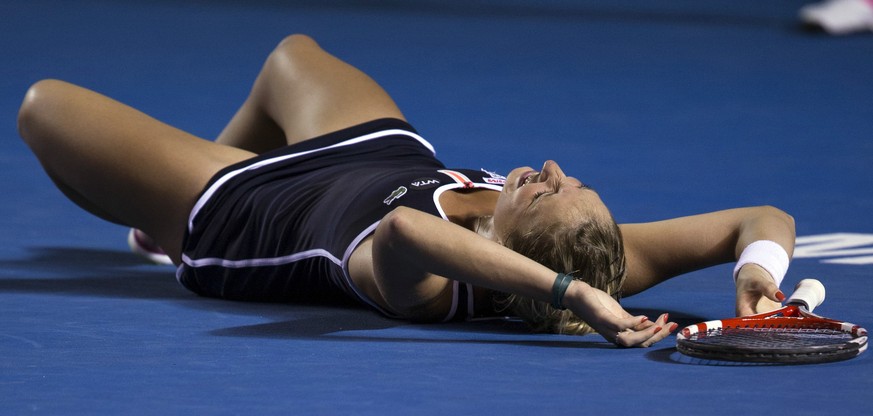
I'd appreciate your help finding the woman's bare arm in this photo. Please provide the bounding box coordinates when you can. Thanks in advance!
[357,206,675,346]
[619,205,796,314]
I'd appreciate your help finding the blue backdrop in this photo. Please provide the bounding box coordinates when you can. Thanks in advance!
[1,0,871,414]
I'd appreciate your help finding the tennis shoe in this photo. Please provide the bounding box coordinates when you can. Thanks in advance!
[800,0,873,35]
[127,228,174,265]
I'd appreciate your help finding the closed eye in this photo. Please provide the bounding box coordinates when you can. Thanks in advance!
[529,180,593,209]
[528,190,551,208]
[530,180,562,206]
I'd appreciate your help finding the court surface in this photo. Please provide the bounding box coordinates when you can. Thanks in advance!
[1,0,872,414]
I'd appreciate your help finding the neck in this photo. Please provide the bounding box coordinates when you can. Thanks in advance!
[473,215,496,241]
[439,189,499,240]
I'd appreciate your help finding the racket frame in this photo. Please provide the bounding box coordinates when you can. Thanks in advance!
[676,304,868,364]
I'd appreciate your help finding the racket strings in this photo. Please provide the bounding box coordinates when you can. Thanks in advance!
[689,326,853,349]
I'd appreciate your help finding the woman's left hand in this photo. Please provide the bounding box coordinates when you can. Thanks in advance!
[735,264,785,316]
[565,281,676,347]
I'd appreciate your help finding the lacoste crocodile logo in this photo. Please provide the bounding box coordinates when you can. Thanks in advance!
[383,186,408,205]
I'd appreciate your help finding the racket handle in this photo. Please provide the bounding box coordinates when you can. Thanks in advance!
[786,278,826,312]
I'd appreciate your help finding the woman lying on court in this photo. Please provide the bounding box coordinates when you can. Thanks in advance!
[16,34,796,348]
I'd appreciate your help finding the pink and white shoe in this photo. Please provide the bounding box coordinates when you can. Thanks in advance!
[127,228,174,265]
[800,0,873,35]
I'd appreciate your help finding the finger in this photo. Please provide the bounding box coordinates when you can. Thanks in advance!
[771,288,786,303]
[630,316,653,331]
[636,313,667,331]
[632,320,655,331]
[755,297,783,314]
[648,313,669,328]
[604,315,648,333]
[608,316,649,346]
[639,321,679,348]
[737,283,785,316]
[613,314,671,347]
[755,277,785,303]
[736,298,755,316]
[633,315,676,348]
[615,324,662,347]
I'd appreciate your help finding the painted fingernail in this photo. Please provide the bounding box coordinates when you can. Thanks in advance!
[776,291,786,302]
[653,326,663,334]
[662,313,669,322]
[670,323,678,332]
[640,316,649,323]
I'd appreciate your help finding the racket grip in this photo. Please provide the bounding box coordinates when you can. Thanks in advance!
[786,278,826,312]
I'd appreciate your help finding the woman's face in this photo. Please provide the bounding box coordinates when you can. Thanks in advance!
[493,160,608,242]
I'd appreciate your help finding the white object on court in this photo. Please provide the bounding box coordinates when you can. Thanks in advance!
[800,0,873,35]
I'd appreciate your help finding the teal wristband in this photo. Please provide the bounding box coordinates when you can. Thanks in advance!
[551,273,574,310]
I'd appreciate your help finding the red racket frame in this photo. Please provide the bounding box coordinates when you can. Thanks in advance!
[677,304,868,340]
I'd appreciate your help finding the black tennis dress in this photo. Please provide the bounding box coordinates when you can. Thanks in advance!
[176,118,506,321]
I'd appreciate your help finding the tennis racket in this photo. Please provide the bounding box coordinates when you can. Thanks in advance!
[676,279,867,364]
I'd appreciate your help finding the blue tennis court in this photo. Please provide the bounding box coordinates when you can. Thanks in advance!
[1,0,871,414]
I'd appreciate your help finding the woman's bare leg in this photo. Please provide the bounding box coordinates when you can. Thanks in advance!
[17,35,405,264]
[216,34,406,150]
[17,80,256,263]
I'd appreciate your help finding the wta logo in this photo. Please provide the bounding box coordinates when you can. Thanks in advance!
[410,178,440,190]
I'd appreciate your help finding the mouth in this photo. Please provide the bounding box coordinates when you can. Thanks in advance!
[517,170,538,189]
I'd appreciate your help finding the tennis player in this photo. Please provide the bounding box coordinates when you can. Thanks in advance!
[17,34,796,347]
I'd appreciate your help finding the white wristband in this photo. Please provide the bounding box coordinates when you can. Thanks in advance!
[732,240,789,288]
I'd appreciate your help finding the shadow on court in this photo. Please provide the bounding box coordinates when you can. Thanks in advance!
[0,246,739,358]
[209,315,615,349]
[0,246,188,300]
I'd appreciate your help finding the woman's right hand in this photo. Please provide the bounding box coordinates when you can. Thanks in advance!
[735,264,785,316]
[564,280,676,347]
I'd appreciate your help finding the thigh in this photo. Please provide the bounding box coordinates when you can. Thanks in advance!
[217,34,406,150]
[19,80,256,262]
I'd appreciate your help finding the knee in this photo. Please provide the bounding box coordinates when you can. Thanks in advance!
[18,80,56,147]
[275,34,320,56]
[251,34,325,93]
[17,79,66,147]
[263,34,322,73]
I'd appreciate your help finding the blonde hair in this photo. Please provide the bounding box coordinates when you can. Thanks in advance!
[500,215,627,335]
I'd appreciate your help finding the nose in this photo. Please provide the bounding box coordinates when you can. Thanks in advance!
[540,160,565,181]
